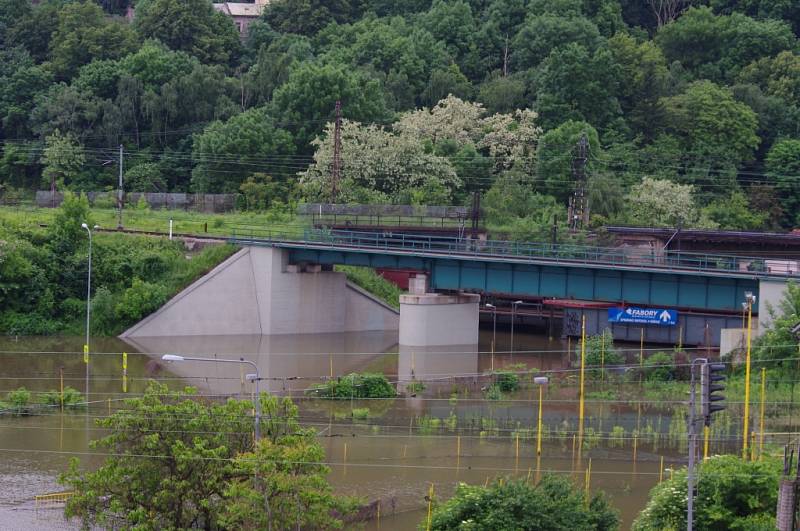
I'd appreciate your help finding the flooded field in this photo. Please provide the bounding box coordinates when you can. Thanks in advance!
[0,329,767,529]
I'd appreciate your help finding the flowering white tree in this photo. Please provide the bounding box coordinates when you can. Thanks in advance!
[301,120,460,204]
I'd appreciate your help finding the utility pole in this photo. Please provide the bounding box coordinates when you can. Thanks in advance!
[331,100,342,204]
[117,145,124,230]
[568,134,589,232]
[470,191,481,240]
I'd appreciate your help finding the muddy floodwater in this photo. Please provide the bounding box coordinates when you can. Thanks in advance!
[0,330,704,530]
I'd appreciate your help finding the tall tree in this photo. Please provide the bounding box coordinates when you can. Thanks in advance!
[765,138,800,228]
[134,0,241,66]
[264,0,368,36]
[48,0,138,81]
[270,61,391,153]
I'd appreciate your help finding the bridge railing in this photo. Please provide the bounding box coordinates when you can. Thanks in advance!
[230,227,784,277]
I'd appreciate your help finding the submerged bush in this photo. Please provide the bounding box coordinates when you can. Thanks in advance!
[308,373,396,399]
[494,371,520,392]
[643,352,676,382]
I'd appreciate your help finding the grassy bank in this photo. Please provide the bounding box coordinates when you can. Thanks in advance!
[335,265,403,309]
[0,203,308,239]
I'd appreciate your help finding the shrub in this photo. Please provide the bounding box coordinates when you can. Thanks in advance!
[485,384,503,400]
[351,407,369,420]
[406,380,426,394]
[307,373,396,399]
[115,278,169,321]
[5,387,33,415]
[427,476,619,530]
[40,387,86,409]
[579,329,623,378]
[494,371,520,392]
[633,455,780,530]
[643,351,675,382]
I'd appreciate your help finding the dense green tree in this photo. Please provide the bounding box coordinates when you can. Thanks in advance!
[264,0,367,36]
[535,43,623,133]
[702,190,767,230]
[477,74,527,114]
[134,0,241,66]
[242,34,312,108]
[607,33,669,141]
[61,382,356,530]
[316,16,449,107]
[5,1,61,63]
[709,0,800,35]
[48,1,138,81]
[536,120,600,202]
[511,14,602,70]
[739,51,800,107]
[270,61,391,152]
[191,106,295,193]
[661,80,760,166]
[765,138,800,228]
[655,7,796,83]
[0,49,52,138]
[483,170,567,241]
[29,83,104,141]
[428,476,619,530]
[118,40,197,90]
[41,130,86,192]
[419,0,480,78]
[124,162,166,192]
[753,281,800,373]
[421,64,474,106]
[633,455,780,530]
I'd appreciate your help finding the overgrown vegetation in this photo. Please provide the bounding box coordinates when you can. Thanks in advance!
[336,265,402,309]
[307,372,396,399]
[0,193,237,335]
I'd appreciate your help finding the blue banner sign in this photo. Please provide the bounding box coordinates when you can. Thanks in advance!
[608,307,678,326]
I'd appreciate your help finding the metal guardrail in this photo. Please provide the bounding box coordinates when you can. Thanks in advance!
[35,491,75,506]
[230,228,791,278]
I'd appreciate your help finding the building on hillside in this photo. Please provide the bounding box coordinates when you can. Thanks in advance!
[213,0,268,37]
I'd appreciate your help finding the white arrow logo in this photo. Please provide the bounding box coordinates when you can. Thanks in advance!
[659,310,671,323]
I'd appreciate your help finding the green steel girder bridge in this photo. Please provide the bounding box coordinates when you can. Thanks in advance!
[230,229,790,314]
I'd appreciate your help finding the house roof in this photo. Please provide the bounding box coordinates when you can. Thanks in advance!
[213,2,265,17]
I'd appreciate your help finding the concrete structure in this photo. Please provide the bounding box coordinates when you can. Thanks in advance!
[759,279,790,329]
[213,0,268,36]
[399,293,480,347]
[121,247,399,339]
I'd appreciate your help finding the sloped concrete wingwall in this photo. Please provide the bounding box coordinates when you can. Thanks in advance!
[121,246,399,339]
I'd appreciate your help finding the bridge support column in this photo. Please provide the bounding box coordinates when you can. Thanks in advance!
[399,293,480,347]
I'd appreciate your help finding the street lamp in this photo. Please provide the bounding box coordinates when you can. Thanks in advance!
[162,355,261,441]
[485,303,497,371]
[742,291,756,458]
[81,223,99,399]
[510,300,524,359]
[534,376,549,455]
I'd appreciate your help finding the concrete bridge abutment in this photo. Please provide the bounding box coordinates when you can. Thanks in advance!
[121,246,399,339]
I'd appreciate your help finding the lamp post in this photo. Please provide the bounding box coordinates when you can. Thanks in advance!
[162,355,261,441]
[742,292,756,458]
[81,223,99,399]
[486,304,497,370]
[534,376,549,455]
[510,300,523,359]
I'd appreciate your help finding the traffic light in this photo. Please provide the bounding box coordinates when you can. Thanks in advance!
[701,362,726,426]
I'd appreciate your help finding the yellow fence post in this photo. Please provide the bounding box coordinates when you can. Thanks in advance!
[759,367,766,460]
[703,425,710,461]
[659,456,664,482]
[426,483,435,531]
[122,352,128,393]
[578,315,586,450]
[59,366,64,413]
